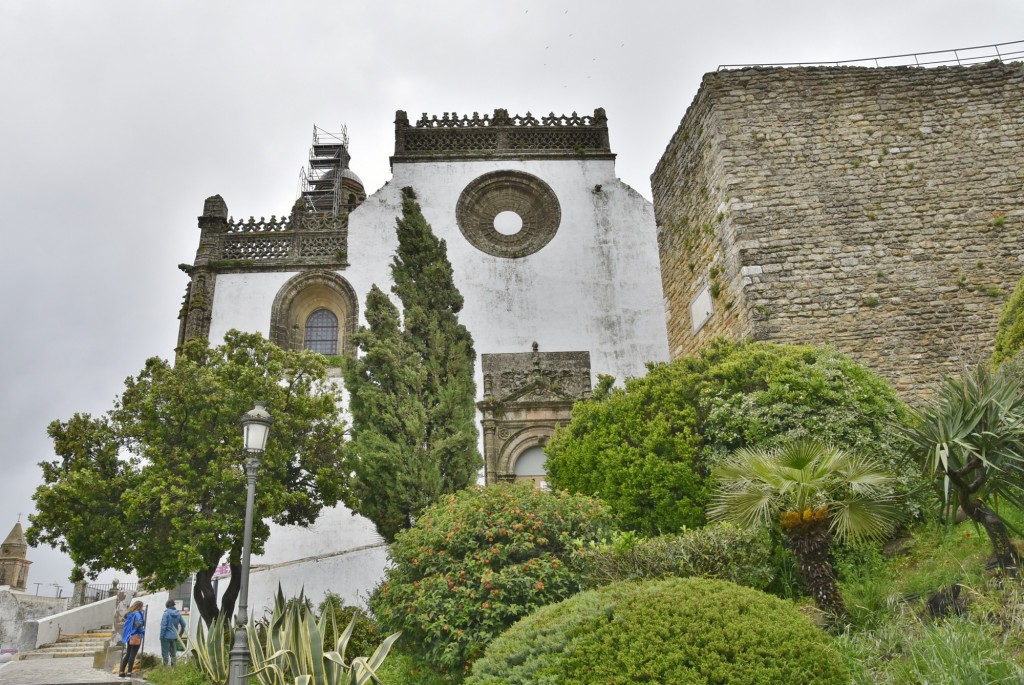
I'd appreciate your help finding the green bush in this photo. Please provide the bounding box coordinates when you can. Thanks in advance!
[578,523,774,590]
[466,577,850,685]
[190,612,230,685]
[546,339,923,535]
[370,483,614,679]
[832,542,896,629]
[374,649,451,685]
[316,592,381,661]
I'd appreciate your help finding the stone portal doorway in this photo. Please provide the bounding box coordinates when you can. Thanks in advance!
[477,343,592,486]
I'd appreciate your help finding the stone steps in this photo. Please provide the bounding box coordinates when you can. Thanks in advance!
[18,629,113,660]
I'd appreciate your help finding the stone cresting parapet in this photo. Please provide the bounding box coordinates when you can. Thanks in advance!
[392,108,614,163]
[217,211,349,265]
[652,61,1024,399]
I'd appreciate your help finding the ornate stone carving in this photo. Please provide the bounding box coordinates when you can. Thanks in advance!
[456,171,561,258]
[477,344,591,485]
[393,108,614,162]
[222,236,291,260]
[177,268,216,353]
[214,212,349,267]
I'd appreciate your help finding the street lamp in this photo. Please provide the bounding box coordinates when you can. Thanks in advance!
[228,402,273,685]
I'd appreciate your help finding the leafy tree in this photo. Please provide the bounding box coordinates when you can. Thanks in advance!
[370,484,614,679]
[902,363,1024,572]
[28,331,348,625]
[30,415,135,580]
[709,439,901,621]
[993,276,1024,365]
[545,339,920,536]
[344,186,480,541]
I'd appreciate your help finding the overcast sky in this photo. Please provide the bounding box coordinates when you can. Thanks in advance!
[1,0,1021,596]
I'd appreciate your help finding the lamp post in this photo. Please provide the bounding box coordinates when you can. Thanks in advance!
[228,402,273,685]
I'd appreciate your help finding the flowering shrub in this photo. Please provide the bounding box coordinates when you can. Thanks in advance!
[369,484,613,678]
[466,578,850,685]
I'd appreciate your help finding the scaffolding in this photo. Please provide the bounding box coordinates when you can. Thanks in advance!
[297,125,351,215]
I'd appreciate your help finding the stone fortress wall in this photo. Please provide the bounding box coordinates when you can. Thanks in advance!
[652,61,1024,396]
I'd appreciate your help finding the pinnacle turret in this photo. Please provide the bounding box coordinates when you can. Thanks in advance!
[0,519,31,591]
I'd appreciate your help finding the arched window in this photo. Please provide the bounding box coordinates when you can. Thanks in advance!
[304,308,339,355]
[270,271,358,356]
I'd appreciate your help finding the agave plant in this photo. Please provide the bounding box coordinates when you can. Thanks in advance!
[247,586,400,685]
[902,362,1024,572]
[190,611,231,685]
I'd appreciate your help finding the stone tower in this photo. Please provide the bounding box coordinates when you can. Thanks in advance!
[652,61,1024,397]
[0,520,31,591]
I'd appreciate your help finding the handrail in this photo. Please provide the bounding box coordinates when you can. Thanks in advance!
[719,39,1024,70]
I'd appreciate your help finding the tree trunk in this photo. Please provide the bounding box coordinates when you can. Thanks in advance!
[963,499,1020,573]
[192,562,244,626]
[193,567,219,626]
[784,521,847,623]
[219,562,242,620]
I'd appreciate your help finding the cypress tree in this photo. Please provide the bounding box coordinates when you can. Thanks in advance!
[993,276,1024,366]
[344,187,481,541]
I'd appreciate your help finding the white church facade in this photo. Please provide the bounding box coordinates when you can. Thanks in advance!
[176,108,668,610]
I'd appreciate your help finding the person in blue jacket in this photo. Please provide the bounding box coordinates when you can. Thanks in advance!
[119,600,145,678]
[159,600,187,667]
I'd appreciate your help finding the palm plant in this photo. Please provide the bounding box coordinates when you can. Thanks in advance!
[709,439,901,621]
[902,363,1024,572]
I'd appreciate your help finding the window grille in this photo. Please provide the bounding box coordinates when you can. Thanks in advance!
[304,308,339,354]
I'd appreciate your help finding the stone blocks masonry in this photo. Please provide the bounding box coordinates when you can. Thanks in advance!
[652,61,1024,397]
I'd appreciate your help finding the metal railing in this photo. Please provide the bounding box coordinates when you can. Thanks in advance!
[82,582,138,605]
[719,39,1024,70]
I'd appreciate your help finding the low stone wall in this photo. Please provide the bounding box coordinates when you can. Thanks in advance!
[22,595,116,652]
[0,591,69,653]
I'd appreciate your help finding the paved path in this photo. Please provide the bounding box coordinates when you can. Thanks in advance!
[0,657,145,684]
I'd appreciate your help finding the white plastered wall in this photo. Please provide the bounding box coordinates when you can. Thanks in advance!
[210,158,668,384]
[202,155,668,614]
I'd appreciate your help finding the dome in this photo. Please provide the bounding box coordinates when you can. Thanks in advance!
[340,167,363,187]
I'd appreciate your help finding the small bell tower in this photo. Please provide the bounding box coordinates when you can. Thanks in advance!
[0,519,32,592]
